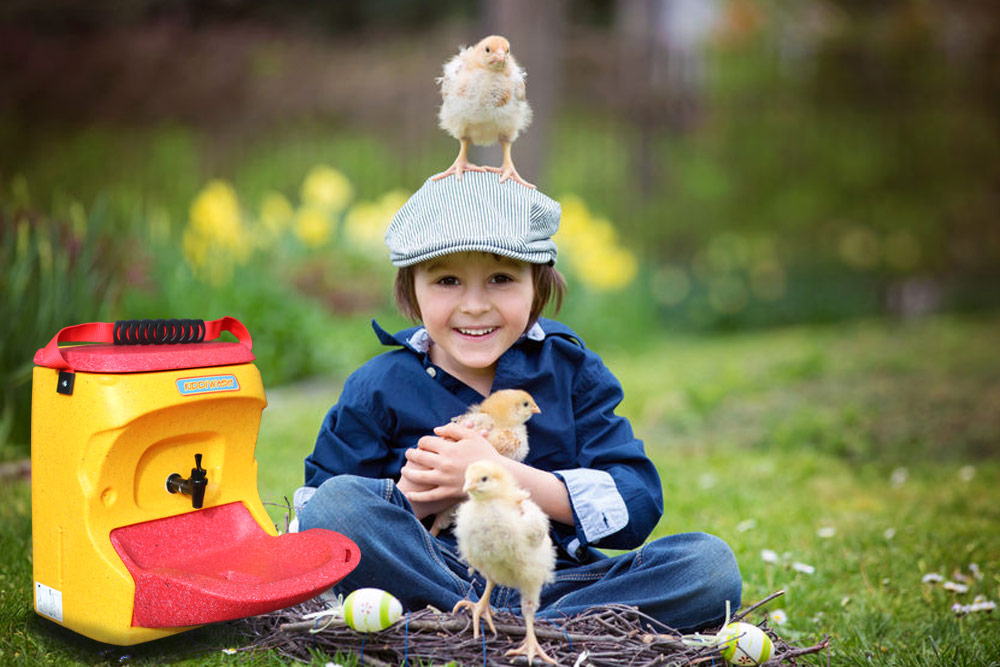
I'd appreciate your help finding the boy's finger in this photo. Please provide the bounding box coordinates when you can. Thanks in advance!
[434,422,486,440]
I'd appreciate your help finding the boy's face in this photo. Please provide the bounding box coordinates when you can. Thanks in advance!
[413,252,534,392]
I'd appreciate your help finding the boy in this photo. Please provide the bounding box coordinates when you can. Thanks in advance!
[297,171,741,632]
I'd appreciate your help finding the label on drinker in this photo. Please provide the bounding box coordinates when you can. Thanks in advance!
[35,582,63,622]
[176,374,240,396]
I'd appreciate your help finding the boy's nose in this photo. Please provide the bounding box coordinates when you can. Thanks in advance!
[459,287,491,314]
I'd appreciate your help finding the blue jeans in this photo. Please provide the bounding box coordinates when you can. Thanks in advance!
[298,475,742,633]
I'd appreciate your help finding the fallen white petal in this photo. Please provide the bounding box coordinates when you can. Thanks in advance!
[943,581,969,594]
[793,562,816,575]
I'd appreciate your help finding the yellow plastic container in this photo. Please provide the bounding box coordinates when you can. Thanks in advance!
[31,318,360,646]
[31,360,271,644]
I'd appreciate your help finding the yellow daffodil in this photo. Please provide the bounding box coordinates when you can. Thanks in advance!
[343,189,407,256]
[301,165,353,213]
[554,194,638,292]
[258,191,294,238]
[294,205,335,248]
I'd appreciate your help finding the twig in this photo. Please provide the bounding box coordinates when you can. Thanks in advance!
[732,589,786,622]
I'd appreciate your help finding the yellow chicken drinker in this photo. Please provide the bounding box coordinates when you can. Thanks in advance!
[31,317,359,646]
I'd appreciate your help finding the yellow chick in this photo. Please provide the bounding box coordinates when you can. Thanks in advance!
[434,34,534,188]
[453,460,556,665]
[429,389,541,536]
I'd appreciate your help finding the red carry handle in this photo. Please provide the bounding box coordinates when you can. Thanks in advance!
[34,317,253,372]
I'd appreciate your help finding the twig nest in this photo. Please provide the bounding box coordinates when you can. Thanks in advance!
[717,622,773,665]
[343,588,403,632]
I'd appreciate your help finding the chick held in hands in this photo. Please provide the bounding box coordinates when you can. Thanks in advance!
[434,35,534,188]
[429,389,541,536]
[453,460,556,665]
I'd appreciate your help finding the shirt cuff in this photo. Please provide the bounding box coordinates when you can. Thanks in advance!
[554,468,629,556]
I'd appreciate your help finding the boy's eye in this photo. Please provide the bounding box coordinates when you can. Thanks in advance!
[490,273,514,284]
[436,276,460,286]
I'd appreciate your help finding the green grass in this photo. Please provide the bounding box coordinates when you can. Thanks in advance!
[2,314,998,665]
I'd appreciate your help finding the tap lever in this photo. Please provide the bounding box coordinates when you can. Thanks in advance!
[166,453,209,509]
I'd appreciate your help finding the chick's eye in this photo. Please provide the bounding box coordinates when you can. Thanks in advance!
[485,47,491,53]
[522,401,529,407]
[480,475,489,483]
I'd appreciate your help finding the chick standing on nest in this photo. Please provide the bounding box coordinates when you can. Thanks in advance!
[434,35,534,188]
[429,389,541,536]
[454,460,556,665]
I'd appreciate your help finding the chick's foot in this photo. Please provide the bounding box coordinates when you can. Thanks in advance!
[452,595,496,639]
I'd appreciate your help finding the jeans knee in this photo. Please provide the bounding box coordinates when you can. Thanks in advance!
[299,475,384,533]
[697,532,743,606]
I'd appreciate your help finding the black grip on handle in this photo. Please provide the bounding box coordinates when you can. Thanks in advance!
[113,319,206,345]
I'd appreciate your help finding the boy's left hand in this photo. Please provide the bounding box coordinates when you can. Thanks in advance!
[400,422,502,504]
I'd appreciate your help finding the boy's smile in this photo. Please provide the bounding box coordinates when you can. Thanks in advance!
[413,252,534,395]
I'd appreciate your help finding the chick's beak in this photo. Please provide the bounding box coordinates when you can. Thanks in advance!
[531,405,541,414]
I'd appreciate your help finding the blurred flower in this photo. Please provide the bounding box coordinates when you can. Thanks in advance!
[343,189,407,256]
[883,527,896,540]
[555,195,637,291]
[769,609,788,626]
[793,562,815,575]
[258,191,294,238]
[184,179,251,284]
[301,165,353,213]
[188,180,247,256]
[736,518,757,533]
[969,563,983,580]
[650,264,691,306]
[816,526,836,539]
[890,467,908,487]
[294,205,335,248]
[922,573,943,584]
[953,599,996,616]
[958,465,976,482]
[698,472,717,489]
[943,581,969,594]
[761,549,780,564]
[838,225,879,269]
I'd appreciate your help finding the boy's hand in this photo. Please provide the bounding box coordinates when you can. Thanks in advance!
[400,422,502,505]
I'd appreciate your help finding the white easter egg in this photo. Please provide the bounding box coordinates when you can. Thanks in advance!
[343,588,403,632]
[717,621,773,665]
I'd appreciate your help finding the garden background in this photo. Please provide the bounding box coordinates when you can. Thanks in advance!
[1,1,998,665]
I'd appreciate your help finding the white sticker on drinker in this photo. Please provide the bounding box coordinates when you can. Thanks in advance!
[35,582,64,622]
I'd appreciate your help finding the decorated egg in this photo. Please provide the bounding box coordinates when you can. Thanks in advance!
[343,588,403,632]
[717,622,773,665]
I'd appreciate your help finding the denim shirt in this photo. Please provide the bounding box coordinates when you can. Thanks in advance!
[302,317,664,560]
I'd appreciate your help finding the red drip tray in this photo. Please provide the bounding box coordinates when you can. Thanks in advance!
[110,502,359,628]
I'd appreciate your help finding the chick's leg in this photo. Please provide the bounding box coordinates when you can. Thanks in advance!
[506,596,556,665]
[493,137,535,189]
[433,137,487,182]
[452,579,497,639]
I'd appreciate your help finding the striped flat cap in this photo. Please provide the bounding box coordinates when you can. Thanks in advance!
[385,171,560,267]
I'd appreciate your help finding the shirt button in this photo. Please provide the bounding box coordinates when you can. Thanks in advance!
[426,367,437,378]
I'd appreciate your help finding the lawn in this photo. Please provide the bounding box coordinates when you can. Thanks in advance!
[1,314,998,665]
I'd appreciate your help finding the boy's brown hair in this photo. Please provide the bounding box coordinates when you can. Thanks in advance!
[394,259,566,329]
